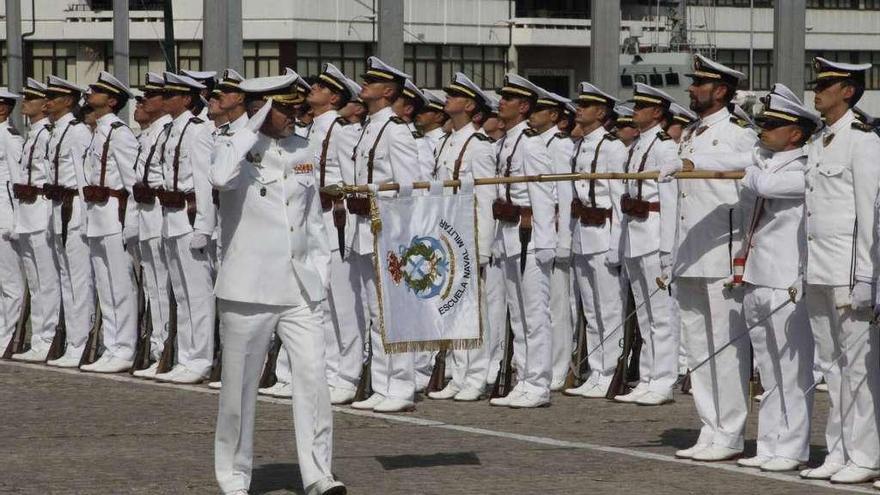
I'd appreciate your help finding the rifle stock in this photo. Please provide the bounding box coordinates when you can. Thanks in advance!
[157,295,178,373]
[209,309,222,383]
[563,310,587,390]
[606,288,637,399]
[425,349,448,393]
[354,334,373,402]
[490,310,514,399]
[131,302,153,372]
[47,304,66,361]
[258,335,282,389]
[79,302,103,366]
[3,289,30,359]
[680,370,692,394]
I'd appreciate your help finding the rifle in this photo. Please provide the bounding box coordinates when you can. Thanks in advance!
[626,326,643,385]
[208,310,222,383]
[79,302,103,366]
[131,302,153,372]
[258,334,282,389]
[157,294,178,373]
[131,266,152,372]
[563,308,588,390]
[490,309,515,399]
[680,370,692,394]
[46,304,67,361]
[353,330,373,402]
[425,349,447,393]
[606,288,638,399]
[2,289,30,359]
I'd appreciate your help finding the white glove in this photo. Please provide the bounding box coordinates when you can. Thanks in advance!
[851,280,873,311]
[740,165,761,192]
[605,249,621,268]
[658,159,682,183]
[535,248,555,266]
[246,98,273,133]
[555,247,571,262]
[659,252,673,281]
[123,222,138,244]
[479,254,490,267]
[190,232,210,251]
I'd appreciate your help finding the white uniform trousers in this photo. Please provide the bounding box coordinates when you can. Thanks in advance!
[623,252,677,394]
[744,285,814,462]
[350,252,415,401]
[678,276,749,450]
[549,257,575,384]
[164,232,215,376]
[215,299,333,493]
[448,263,494,392]
[49,228,95,356]
[501,253,552,399]
[806,284,880,469]
[484,257,507,384]
[0,235,25,350]
[573,251,624,388]
[16,231,59,350]
[321,251,366,392]
[139,237,171,361]
[90,234,138,361]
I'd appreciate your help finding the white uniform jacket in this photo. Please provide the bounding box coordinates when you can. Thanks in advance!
[738,148,807,289]
[542,128,575,257]
[150,110,216,239]
[11,118,51,234]
[0,121,24,232]
[805,109,880,286]
[346,107,421,255]
[675,108,756,278]
[210,128,330,306]
[46,112,92,234]
[433,123,495,260]
[620,124,678,259]
[571,126,627,257]
[491,120,557,256]
[83,113,139,237]
[135,115,173,241]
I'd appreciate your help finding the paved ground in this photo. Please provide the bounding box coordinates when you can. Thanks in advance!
[0,359,875,495]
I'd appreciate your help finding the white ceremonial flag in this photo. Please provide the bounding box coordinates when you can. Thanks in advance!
[372,180,482,353]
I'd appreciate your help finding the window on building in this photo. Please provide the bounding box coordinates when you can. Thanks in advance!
[405,45,438,88]
[88,0,165,10]
[515,0,590,19]
[176,41,201,72]
[706,49,772,90]
[27,42,77,83]
[294,41,371,81]
[0,43,6,87]
[863,0,880,9]
[438,45,506,90]
[129,57,150,87]
[806,0,856,7]
[244,41,280,78]
[686,0,773,6]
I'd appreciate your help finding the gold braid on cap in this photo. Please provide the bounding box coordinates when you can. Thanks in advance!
[266,92,305,105]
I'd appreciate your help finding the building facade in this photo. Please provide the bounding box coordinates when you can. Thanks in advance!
[1,0,879,113]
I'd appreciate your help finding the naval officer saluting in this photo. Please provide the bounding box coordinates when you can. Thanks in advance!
[210,74,345,495]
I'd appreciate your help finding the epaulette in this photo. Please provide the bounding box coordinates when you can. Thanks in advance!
[389,116,407,125]
[189,116,204,124]
[472,132,491,141]
[523,128,540,137]
[657,131,672,141]
[603,132,619,141]
[110,121,127,129]
[730,116,751,128]
[334,116,349,127]
[554,131,568,139]
[411,130,424,139]
[851,121,874,133]
[6,127,20,136]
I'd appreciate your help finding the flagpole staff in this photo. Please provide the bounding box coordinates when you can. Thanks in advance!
[321,170,747,197]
